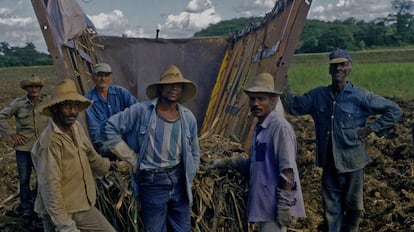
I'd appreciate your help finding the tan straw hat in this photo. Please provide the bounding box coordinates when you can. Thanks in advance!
[20,75,44,89]
[39,79,92,117]
[243,72,282,95]
[146,65,197,103]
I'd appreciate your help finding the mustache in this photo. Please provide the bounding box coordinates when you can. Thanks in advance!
[251,107,261,111]
[64,113,78,118]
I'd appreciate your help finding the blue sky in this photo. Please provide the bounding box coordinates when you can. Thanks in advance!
[0,0,395,53]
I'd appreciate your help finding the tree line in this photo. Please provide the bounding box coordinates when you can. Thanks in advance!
[0,42,52,67]
[1,0,412,67]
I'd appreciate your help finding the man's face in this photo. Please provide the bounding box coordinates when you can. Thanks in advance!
[25,85,42,98]
[93,72,112,89]
[329,61,352,84]
[159,83,183,103]
[248,93,276,121]
[53,101,81,127]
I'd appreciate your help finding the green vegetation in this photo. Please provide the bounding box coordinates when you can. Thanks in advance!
[194,17,261,37]
[288,48,414,99]
[0,42,53,67]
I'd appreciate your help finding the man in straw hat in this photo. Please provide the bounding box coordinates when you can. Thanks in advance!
[85,62,137,159]
[0,74,49,219]
[102,65,200,231]
[208,72,305,232]
[281,48,402,231]
[31,79,117,232]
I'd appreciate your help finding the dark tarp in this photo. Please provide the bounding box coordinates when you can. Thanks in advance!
[95,36,228,128]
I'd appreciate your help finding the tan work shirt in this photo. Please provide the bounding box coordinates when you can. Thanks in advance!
[0,95,49,151]
[31,120,110,227]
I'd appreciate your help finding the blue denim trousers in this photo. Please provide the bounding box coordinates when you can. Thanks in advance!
[15,150,36,215]
[137,167,190,232]
[322,166,364,232]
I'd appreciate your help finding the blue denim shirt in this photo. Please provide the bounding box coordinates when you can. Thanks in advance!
[103,98,200,202]
[85,85,137,154]
[284,82,402,172]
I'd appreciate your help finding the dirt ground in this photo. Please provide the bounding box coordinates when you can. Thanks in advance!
[0,77,413,231]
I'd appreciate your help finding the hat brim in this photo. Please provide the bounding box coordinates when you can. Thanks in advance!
[146,82,197,103]
[329,58,350,64]
[39,93,92,117]
[243,87,282,95]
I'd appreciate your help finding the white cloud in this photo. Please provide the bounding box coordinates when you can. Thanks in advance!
[233,0,277,17]
[309,0,393,22]
[88,10,129,36]
[158,0,221,38]
[0,3,43,51]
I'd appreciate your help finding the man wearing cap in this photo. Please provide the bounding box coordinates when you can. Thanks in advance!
[31,79,116,232]
[85,62,137,159]
[0,75,49,219]
[102,65,200,232]
[281,48,402,231]
[209,72,305,232]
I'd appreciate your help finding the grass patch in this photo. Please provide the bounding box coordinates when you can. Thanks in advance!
[289,49,414,100]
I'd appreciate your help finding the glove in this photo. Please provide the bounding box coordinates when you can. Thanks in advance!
[209,157,239,169]
[357,126,373,139]
[109,140,138,172]
[109,161,119,172]
[276,206,292,227]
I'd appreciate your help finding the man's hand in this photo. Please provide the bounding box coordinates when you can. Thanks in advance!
[11,133,27,146]
[357,126,373,139]
[276,205,292,227]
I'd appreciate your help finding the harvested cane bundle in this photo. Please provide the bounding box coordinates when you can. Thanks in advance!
[193,135,257,232]
[96,161,142,232]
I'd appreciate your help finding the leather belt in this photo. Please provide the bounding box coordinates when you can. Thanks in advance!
[139,164,181,174]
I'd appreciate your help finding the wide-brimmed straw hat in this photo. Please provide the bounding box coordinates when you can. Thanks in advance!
[146,65,197,103]
[39,79,92,117]
[243,72,282,95]
[20,75,44,89]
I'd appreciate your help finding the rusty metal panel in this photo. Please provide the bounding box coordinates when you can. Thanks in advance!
[200,0,312,147]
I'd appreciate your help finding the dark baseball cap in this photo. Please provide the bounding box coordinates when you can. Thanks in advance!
[329,48,352,64]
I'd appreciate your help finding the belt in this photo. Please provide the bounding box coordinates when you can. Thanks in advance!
[139,164,181,174]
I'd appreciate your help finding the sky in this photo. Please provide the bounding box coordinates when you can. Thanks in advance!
[0,0,397,53]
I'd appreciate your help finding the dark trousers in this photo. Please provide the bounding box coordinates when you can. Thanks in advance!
[322,166,364,232]
[16,150,35,215]
[137,167,190,232]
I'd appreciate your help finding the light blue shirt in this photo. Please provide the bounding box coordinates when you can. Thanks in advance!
[103,98,200,202]
[85,85,137,154]
[235,109,305,222]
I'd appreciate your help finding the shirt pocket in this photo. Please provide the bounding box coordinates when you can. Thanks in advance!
[337,103,364,146]
[315,106,328,124]
[337,103,364,128]
[255,142,267,162]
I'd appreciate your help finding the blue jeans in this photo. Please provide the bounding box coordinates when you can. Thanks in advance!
[16,150,35,215]
[322,166,364,232]
[137,167,190,232]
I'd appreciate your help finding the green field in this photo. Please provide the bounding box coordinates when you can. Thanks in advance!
[289,47,414,99]
[1,47,413,99]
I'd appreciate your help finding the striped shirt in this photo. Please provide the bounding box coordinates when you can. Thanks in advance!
[140,112,182,170]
